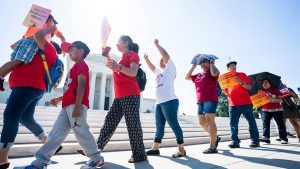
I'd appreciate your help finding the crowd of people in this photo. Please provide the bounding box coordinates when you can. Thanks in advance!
[0,14,299,169]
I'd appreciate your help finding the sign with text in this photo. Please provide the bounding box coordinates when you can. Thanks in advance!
[23,4,51,27]
[101,16,111,47]
[218,71,239,89]
[280,85,291,98]
[250,91,271,109]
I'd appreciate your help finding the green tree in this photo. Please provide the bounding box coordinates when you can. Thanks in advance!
[216,93,229,117]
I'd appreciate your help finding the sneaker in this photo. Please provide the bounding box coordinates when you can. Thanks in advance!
[215,136,221,148]
[259,137,271,144]
[287,132,296,138]
[80,159,104,169]
[249,142,260,148]
[146,149,160,156]
[281,139,288,144]
[275,138,281,141]
[228,142,240,148]
[203,147,218,154]
[13,164,47,169]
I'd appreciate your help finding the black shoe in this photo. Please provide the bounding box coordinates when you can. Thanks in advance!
[203,147,218,154]
[249,142,260,148]
[0,78,4,91]
[275,138,281,141]
[54,146,63,155]
[146,149,160,155]
[259,138,271,144]
[0,163,9,169]
[215,136,221,148]
[228,142,240,148]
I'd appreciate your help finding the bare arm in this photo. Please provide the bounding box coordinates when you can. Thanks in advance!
[72,74,86,118]
[209,60,220,77]
[33,24,56,50]
[106,60,139,77]
[235,76,251,90]
[185,65,197,80]
[143,53,156,73]
[154,39,169,63]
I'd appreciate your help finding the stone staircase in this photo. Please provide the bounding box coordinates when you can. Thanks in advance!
[0,104,278,157]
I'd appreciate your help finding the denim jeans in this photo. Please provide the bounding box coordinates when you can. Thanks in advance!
[0,87,45,149]
[32,105,102,167]
[229,104,259,144]
[154,99,184,144]
[261,111,287,140]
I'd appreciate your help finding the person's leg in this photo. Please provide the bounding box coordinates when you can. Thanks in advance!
[121,96,147,162]
[66,105,103,166]
[197,103,210,133]
[31,108,71,167]
[0,87,37,165]
[241,104,260,144]
[273,111,288,141]
[152,104,166,150]
[261,111,272,138]
[97,99,124,150]
[19,89,46,143]
[229,106,241,144]
[288,118,300,139]
[161,99,185,155]
[203,101,218,149]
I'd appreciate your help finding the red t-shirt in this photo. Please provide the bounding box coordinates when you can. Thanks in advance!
[62,61,90,108]
[191,71,218,103]
[9,42,56,90]
[262,88,282,110]
[114,51,140,98]
[225,72,252,106]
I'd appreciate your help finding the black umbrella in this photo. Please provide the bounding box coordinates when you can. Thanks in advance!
[248,72,281,95]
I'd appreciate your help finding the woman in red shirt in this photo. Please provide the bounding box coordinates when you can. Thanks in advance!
[259,78,288,144]
[96,35,147,163]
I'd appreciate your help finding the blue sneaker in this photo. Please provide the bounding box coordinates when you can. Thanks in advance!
[13,164,47,169]
[80,159,104,169]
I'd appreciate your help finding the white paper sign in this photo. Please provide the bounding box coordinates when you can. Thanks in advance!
[101,16,111,47]
[23,4,51,27]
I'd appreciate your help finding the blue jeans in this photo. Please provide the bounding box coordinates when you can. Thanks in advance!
[261,111,287,140]
[0,87,45,149]
[154,99,184,144]
[197,101,218,115]
[229,104,259,144]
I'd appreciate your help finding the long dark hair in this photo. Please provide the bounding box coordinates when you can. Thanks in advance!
[120,35,139,53]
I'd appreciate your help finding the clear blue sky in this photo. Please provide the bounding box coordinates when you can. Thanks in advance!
[0,0,299,115]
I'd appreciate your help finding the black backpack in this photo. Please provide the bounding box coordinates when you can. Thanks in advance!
[136,64,147,92]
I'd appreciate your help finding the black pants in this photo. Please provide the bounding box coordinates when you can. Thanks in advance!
[262,111,287,140]
[97,95,147,160]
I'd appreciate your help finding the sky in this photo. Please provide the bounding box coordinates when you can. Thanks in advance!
[0,0,299,115]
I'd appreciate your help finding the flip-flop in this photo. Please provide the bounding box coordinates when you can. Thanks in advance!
[172,150,186,158]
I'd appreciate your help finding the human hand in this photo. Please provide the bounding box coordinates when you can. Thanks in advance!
[154,39,159,45]
[72,105,81,118]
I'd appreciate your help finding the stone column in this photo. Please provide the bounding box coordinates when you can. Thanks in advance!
[89,72,96,109]
[99,73,107,110]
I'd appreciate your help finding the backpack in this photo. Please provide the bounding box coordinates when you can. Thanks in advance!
[38,50,64,93]
[136,64,147,92]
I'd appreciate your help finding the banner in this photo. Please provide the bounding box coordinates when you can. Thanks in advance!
[280,85,291,98]
[23,4,51,27]
[101,16,111,47]
[218,71,239,89]
[250,91,271,109]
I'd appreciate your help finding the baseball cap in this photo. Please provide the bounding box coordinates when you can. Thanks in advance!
[61,41,90,57]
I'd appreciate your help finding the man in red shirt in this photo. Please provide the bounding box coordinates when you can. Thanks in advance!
[0,25,57,169]
[223,61,260,148]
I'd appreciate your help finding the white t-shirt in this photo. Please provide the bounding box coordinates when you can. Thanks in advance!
[154,58,178,104]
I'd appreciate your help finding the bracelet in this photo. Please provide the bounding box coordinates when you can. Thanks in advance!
[119,64,123,71]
